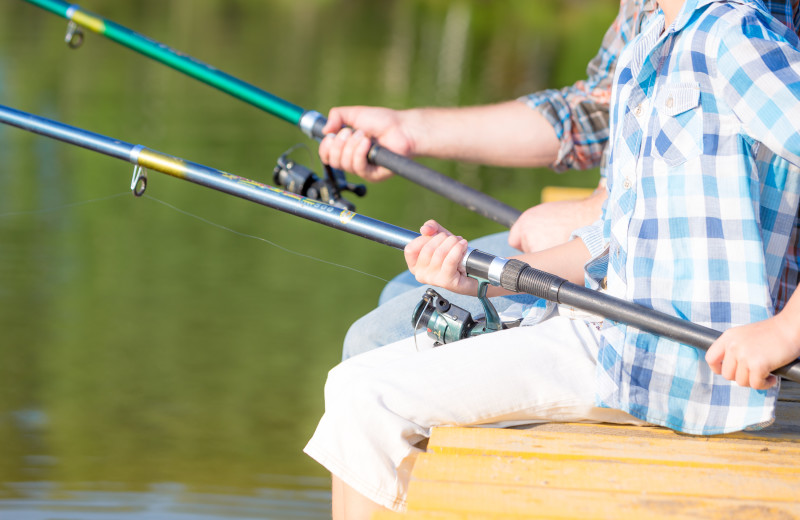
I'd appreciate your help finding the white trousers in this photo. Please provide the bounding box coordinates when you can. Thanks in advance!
[304,316,647,512]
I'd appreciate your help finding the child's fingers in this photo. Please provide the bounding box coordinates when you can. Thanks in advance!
[420,220,452,237]
[761,374,779,390]
[441,237,468,275]
[407,232,447,274]
[428,234,461,265]
[404,235,432,270]
[705,342,725,374]
[720,353,738,383]
[423,235,464,283]
[748,360,777,390]
[419,221,439,236]
[734,362,750,388]
[417,233,451,272]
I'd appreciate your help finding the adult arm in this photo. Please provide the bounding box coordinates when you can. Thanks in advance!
[318,101,561,182]
[507,186,607,251]
[319,2,655,179]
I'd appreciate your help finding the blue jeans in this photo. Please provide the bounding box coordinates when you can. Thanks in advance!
[342,231,540,359]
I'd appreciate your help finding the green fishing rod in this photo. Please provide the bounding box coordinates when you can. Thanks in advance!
[3,104,799,384]
[22,0,522,228]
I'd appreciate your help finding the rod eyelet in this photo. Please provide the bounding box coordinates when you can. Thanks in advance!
[65,21,84,49]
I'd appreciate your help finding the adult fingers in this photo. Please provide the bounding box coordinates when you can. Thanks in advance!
[339,130,370,174]
[319,127,353,170]
[350,132,373,176]
[322,107,358,134]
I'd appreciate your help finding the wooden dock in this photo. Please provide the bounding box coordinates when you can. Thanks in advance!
[376,381,800,520]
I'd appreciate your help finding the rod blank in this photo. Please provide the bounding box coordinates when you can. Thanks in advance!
[22,0,521,227]
[3,102,796,385]
[465,252,800,384]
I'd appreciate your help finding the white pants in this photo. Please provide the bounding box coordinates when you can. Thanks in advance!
[304,316,647,512]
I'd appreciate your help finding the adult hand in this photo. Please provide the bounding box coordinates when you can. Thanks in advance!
[705,313,800,390]
[319,106,417,182]
[508,189,606,253]
[404,220,477,296]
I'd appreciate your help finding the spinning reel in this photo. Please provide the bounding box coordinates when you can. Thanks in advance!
[412,278,521,346]
[273,147,366,211]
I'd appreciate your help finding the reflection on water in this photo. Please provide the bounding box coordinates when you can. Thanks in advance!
[2,480,331,520]
[0,0,614,518]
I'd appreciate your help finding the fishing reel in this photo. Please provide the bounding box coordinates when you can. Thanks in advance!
[411,279,521,346]
[273,148,366,211]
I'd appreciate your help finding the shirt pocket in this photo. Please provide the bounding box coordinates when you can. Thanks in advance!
[651,82,702,167]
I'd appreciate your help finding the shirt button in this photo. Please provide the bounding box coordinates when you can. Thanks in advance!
[665,96,674,108]
[623,178,633,189]
[633,104,643,117]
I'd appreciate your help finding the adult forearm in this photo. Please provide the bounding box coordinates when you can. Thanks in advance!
[403,100,561,168]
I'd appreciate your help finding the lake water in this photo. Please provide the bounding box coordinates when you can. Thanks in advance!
[0,1,610,518]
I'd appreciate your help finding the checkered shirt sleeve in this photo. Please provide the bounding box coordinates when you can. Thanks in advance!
[520,0,657,172]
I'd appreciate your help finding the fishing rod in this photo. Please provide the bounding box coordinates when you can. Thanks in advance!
[3,104,799,384]
[22,0,522,228]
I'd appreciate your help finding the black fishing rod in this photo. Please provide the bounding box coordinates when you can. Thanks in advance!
[22,0,522,228]
[2,104,797,384]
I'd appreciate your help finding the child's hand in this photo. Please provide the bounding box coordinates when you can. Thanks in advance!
[404,220,478,296]
[705,313,800,390]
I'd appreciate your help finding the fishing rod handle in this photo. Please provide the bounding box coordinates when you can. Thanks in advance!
[369,144,522,228]
[301,111,522,228]
[553,283,800,383]
[462,250,800,384]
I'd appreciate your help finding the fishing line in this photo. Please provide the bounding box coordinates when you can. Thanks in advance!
[0,188,392,283]
[413,297,432,353]
[0,191,129,218]
[142,194,392,283]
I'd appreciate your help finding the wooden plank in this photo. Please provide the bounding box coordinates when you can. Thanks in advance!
[405,480,800,520]
[779,380,800,402]
[427,423,800,469]
[380,383,800,520]
[410,452,798,502]
[373,512,524,520]
[540,186,596,203]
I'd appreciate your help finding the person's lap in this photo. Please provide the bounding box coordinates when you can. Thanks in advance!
[308,316,647,511]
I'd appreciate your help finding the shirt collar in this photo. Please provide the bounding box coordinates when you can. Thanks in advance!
[668,0,770,32]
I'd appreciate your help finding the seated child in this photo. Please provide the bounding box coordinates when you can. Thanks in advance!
[305,0,800,516]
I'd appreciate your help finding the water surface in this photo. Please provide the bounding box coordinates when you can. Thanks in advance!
[0,1,612,517]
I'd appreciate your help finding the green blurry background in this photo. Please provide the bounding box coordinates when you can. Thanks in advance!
[0,1,613,518]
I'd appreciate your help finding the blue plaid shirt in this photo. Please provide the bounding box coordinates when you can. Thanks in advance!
[521,0,799,173]
[572,0,800,434]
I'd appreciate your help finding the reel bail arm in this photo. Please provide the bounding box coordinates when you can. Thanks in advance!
[273,148,366,211]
